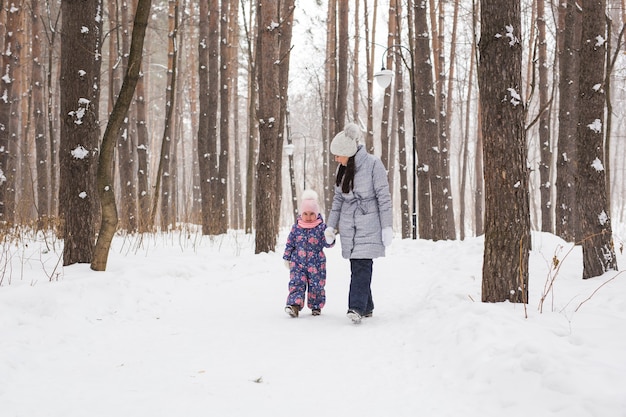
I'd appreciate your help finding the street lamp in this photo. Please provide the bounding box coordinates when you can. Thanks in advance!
[289,132,307,190]
[284,132,309,222]
[284,141,298,222]
[374,44,417,239]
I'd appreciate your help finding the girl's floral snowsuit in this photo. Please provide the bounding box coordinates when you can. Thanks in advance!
[283,214,334,311]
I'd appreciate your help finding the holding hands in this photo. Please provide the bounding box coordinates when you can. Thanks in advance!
[324,227,336,244]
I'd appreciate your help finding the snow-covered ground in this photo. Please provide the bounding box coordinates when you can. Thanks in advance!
[1,229,625,417]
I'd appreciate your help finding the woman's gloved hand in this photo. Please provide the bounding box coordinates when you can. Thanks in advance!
[382,227,393,247]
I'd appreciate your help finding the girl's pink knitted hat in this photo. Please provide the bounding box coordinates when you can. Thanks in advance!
[299,189,320,214]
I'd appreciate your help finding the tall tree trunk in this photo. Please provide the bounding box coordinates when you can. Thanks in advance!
[335,0,348,134]
[556,0,581,242]
[118,1,138,233]
[576,0,618,279]
[229,0,243,230]
[363,0,378,155]
[197,0,211,234]
[324,0,337,210]
[537,0,553,233]
[254,0,281,253]
[271,0,295,239]
[92,0,151,271]
[4,5,22,225]
[379,1,394,169]
[46,6,61,220]
[217,0,230,234]
[478,0,530,303]
[135,68,151,233]
[413,0,437,240]
[352,0,360,124]
[437,0,455,240]
[31,0,51,226]
[393,0,410,239]
[460,21,477,241]
[242,0,257,234]
[206,0,220,233]
[474,106,484,236]
[151,0,179,231]
[59,0,102,265]
[0,3,21,224]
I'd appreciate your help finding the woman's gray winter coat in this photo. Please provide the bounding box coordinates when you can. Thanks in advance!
[327,145,393,259]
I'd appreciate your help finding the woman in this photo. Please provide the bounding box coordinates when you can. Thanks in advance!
[324,123,393,324]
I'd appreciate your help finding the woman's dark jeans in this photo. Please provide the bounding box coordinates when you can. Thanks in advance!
[349,258,374,315]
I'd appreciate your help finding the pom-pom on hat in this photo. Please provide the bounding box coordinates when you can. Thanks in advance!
[330,123,361,157]
[299,189,320,215]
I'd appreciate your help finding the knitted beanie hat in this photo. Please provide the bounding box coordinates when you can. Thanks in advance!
[299,189,320,215]
[330,123,361,157]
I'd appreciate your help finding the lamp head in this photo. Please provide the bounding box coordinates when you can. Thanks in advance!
[283,143,295,156]
[374,68,394,89]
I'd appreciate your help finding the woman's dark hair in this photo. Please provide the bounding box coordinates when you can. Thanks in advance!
[335,156,356,193]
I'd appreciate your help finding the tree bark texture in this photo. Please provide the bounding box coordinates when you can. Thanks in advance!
[335,0,349,134]
[0,3,21,224]
[576,0,618,279]
[413,1,437,240]
[254,0,281,253]
[31,0,51,225]
[537,0,553,233]
[556,0,581,242]
[92,0,151,271]
[59,0,103,265]
[478,0,531,303]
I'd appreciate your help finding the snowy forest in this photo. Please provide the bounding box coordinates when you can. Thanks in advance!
[1,0,625,297]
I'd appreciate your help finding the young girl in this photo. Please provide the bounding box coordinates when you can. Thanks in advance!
[283,189,334,317]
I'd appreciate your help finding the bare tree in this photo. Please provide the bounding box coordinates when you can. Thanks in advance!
[392,0,410,239]
[0,3,21,224]
[575,0,618,279]
[206,0,219,233]
[379,1,394,168]
[216,0,230,233]
[412,0,438,240]
[135,7,151,233]
[459,43,476,241]
[335,0,348,133]
[478,0,530,303]
[537,0,553,233]
[59,0,103,265]
[254,0,282,253]
[434,0,455,240]
[229,0,243,230]
[197,0,212,234]
[92,0,152,271]
[242,0,257,234]
[31,0,51,226]
[323,0,337,209]
[556,1,581,242]
[151,0,179,231]
[117,0,138,233]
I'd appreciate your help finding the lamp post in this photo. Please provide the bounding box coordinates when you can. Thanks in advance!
[284,141,298,222]
[284,132,309,222]
[374,44,417,239]
[289,132,307,189]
